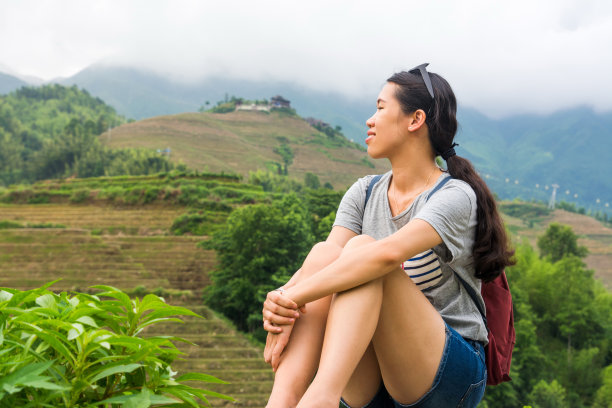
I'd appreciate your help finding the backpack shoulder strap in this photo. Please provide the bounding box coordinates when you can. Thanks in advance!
[426,174,453,201]
[455,272,488,326]
[364,174,383,208]
[425,174,488,325]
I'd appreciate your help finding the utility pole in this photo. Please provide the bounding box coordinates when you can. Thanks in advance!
[548,184,559,209]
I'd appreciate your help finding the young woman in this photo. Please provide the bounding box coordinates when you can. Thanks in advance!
[261,64,514,408]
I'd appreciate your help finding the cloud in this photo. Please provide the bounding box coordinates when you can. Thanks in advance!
[1,0,612,117]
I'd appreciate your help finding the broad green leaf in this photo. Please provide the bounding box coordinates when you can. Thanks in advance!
[91,285,133,310]
[176,373,228,384]
[35,294,59,313]
[162,387,199,408]
[19,322,75,364]
[67,323,85,340]
[99,392,180,405]
[198,388,235,401]
[0,290,13,302]
[68,297,80,308]
[89,363,142,383]
[76,315,97,327]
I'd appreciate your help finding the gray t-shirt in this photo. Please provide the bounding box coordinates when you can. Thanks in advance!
[333,171,488,344]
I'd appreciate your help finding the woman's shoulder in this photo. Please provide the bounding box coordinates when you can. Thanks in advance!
[436,176,477,206]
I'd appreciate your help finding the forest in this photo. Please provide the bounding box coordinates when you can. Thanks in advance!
[0,84,176,186]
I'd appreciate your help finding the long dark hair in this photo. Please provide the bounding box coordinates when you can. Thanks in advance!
[387,69,514,281]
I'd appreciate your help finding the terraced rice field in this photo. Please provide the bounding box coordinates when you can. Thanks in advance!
[501,206,612,289]
[0,203,274,407]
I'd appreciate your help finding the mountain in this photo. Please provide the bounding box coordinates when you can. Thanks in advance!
[7,63,608,212]
[102,109,389,189]
[456,106,612,209]
[56,65,372,146]
[0,72,28,95]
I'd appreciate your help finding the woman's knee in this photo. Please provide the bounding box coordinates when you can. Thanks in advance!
[300,241,343,278]
[343,234,376,251]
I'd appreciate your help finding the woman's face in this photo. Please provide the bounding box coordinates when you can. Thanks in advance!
[365,82,411,159]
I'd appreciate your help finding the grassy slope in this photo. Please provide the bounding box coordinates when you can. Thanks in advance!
[102,110,390,189]
[501,203,612,289]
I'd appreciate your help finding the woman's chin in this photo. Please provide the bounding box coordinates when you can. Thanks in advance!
[367,146,384,160]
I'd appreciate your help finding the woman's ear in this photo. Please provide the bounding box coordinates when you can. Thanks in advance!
[408,109,427,132]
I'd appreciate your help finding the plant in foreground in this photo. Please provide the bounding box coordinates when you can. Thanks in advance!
[0,282,232,407]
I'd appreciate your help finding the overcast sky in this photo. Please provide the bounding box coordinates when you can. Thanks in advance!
[1,0,611,117]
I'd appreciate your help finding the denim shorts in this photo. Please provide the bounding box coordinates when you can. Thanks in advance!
[340,324,486,408]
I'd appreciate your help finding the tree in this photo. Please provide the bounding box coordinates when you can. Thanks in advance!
[537,222,588,262]
[528,380,568,408]
[202,194,314,339]
[273,143,294,175]
[304,172,321,189]
[594,365,612,408]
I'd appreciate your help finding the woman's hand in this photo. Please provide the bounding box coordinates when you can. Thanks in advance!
[262,289,304,333]
[264,324,294,371]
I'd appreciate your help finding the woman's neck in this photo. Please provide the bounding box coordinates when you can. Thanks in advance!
[387,147,443,216]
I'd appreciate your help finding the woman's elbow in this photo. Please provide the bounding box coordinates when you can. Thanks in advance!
[374,241,405,270]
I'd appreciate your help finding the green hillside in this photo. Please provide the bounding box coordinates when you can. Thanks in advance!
[0,174,282,407]
[56,65,611,214]
[0,84,177,186]
[102,110,389,189]
[1,174,612,407]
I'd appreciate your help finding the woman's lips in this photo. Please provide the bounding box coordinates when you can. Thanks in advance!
[365,132,375,144]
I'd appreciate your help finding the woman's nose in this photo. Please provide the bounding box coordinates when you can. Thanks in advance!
[366,115,375,128]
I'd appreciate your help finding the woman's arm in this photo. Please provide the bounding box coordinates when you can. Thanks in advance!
[284,219,443,306]
[262,226,358,329]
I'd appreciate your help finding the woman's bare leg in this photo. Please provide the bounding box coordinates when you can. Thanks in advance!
[266,242,342,408]
[297,235,446,408]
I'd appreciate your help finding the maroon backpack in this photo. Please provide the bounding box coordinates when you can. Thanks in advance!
[365,174,515,386]
[455,271,515,385]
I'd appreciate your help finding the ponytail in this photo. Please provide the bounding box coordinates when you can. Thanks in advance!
[388,68,515,281]
[445,155,515,281]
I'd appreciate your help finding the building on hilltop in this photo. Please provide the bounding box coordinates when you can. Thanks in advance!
[233,96,291,112]
[235,101,271,112]
[305,117,331,129]
[270,95,291,109]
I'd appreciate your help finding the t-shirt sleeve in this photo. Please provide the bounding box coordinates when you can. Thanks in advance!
[413,185,475,262]
[333,176,371,235]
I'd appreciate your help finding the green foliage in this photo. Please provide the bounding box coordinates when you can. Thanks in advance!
[537,222,588,262]
[485,232,612,408]
[0,283,231,407]
[527,380,568,408]
[304,172,321,190]
[499,202,551,221]
[170,211,228,236]
[594,365,612,408]
[202,194,314,340]
[0,84,176,186]
[273,143,294,175]
[0,220,66,229]
[248,170,303,193]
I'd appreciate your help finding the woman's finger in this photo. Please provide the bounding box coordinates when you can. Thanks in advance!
[263,309,296,326]
[271,335,289,371]
[263,298,300,318]
[267,291,299,310]
[264,333,276,365]
[263,319,284,333]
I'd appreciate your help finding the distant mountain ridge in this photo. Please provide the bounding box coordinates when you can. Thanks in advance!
[1,65,610,213]
[0,72,27,95]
